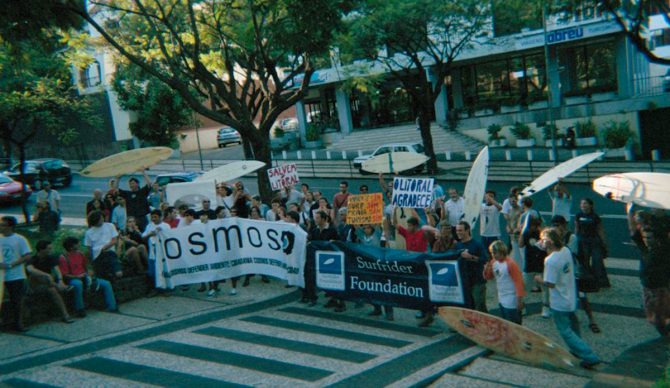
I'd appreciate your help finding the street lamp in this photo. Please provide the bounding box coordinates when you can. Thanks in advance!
[192,111,204,170]
[543,2,559,166]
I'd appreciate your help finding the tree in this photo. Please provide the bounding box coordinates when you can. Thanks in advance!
[347,0,489,173]
[63,0,348,201]
[112,62,193,147]
[0,41,101,222]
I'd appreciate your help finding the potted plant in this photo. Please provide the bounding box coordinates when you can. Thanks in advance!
[510,121,535,147]
[304,122,323,149]
[487,124,507,147]
[543,124,564,147]
[574,119,598,146]
[601,120,633,159]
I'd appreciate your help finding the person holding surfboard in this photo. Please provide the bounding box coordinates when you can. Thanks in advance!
[480,191,502,250]
[535,228,601,369]
[113,168,152,232]
[549,181,572,221]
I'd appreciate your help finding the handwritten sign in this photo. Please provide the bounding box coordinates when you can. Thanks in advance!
[392,178,434,208]
[346,193,384,225]
[267,163,300,191]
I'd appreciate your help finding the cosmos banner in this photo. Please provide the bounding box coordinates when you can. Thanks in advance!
[153,218,307,289]
[309,241,466,310]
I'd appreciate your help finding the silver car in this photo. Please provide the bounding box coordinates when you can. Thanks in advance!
[217,127,242,148]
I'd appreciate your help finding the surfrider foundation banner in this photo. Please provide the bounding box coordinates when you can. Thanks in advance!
[153,218,307,289]
[310,241,465,310]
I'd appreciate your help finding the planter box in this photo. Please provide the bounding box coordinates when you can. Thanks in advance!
[545,139,564,148]
[605,147,634,160]
[501,105,521,113]
[488,139,508,148]
[270,137,287,151]
[576,137,597,147]
[516,138,536,148]
[303,139,323,149]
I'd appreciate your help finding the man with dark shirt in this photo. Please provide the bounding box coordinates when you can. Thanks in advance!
[196,198,217,220]
[113,169,152,232]
[628,205,670,337]
[304,210,338,307]
[27,240,74,323]
[85,189,106,217]
[456,221,488,312]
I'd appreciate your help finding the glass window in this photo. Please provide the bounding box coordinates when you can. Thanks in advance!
[558,40,616,96]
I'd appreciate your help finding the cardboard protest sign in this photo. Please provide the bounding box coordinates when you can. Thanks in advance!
[391,177,434,208]
[268,163,300,191]
[346,193,384,225]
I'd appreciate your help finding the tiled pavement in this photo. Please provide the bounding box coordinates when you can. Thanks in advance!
[0,258,667,387]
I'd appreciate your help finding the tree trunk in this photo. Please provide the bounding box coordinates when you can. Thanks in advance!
[418,105,438,174]
[251,130,274,203]
[18,144,30,224]
[242,138,254,159]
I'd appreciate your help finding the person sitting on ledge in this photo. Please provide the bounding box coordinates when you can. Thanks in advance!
[27,240,75,324]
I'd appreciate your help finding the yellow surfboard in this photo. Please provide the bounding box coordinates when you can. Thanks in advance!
[80,147,173,178]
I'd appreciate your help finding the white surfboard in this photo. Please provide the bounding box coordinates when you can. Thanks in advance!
[593,172,670,210]
[520,152,604,197]
[165,180,218,209]
[362,152,429,174]
[80,147,173,178]
[462,147,489,228]
[196,160,265,183]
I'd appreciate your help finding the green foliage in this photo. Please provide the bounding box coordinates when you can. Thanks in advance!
[48,227,86,257]
[112,62,192,148]
[487,124,502,141]
[273,127,285,138]
[574,119,597,138]
[542,123,563,141]
[491,0,543,37]
[510,122,531,139]
[601,120,632,149]
[306,123,321,141]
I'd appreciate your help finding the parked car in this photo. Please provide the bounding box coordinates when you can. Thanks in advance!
[217,127,242,148]
[0,174,32,204]
[353,142,426,173]
[664,68,670,92]
[5,158,72,189]
[154,171,202,187]
[279,117,299,131]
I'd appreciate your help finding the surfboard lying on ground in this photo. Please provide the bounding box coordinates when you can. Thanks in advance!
[438,306,579,371]
[462,147,489,228]
[80,147,173,178]
[196,160,265,183]
[593,172,670,210]
[520,152,604,197]
[361,152,429,174]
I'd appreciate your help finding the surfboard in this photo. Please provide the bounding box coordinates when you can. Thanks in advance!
[462,147,489,228]
[438,306,579,371]
[593,172,670,210]
[196,160,266,183]
[362,152,430,174]
[520,152,604,197]
[80,147,173,178]
[165,180,218,209]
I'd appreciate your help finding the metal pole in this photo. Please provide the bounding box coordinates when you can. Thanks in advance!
[193,111,204,170]
[543,3,558,166]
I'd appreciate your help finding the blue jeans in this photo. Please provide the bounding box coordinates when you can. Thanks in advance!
[551,309,600,364]
[70,277,117,311]
[499,304,522,325]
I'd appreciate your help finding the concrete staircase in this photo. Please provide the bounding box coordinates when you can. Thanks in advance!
[327,123,484,154]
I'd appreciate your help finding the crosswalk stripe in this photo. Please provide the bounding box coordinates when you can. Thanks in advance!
[194,326,375,363]
[138,340,333,382]
[241,315,411,348]
[65,357,245,387]
[278,306,441,337]
[0,378,58,388]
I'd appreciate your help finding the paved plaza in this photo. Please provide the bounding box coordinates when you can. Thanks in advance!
[1,255,667,387]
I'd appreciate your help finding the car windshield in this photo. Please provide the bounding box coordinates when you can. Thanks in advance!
[43,160,65,169]
[373,147,392,156]
[219,128,234,134]
[0,176,12,184]
[414,144,425,153]
[11,162,38,173]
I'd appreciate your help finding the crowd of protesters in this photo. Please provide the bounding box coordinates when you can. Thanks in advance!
[2,169,669,371]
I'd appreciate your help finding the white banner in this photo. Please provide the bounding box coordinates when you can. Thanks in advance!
[391,177,434,208]
[153,218,307,288]
[267,163,300,191]
[165,180,217,210]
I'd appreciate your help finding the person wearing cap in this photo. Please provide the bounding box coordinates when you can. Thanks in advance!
[552,215,601,334]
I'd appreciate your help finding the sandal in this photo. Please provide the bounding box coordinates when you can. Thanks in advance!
[589,323,601,333]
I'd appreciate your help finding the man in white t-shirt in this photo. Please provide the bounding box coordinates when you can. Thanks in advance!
[0,216,32,332]
[84,210,122,280]
[142,209,171,282]
[549,181,572,221]
[480,190,502,249]
[535,227,601,369]
[36,182,61,212]
[443,188,464,236]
